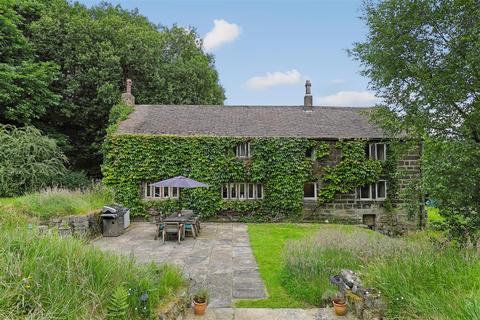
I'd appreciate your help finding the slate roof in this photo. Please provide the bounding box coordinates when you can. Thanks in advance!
[116,105,388,139]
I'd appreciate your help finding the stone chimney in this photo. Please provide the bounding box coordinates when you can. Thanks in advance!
[304,80,313,111]
[121,78,135,106]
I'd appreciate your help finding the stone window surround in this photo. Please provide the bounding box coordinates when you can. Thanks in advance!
[222,182,263,200]
[358,179,387,201]
[142,182,179,200]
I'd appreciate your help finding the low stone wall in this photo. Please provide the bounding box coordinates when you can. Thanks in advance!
[39,211,101,238]
[330,269,385,320]
[156,289,188,320]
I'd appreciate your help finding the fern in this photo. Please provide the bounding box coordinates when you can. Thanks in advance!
[107,285,129,319]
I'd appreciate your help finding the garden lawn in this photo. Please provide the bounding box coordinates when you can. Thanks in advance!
[235,223,320,308]
[0,186,112,219]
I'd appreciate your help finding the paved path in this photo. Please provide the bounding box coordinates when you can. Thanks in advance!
[180,308,356,320]
[93,222,266,307]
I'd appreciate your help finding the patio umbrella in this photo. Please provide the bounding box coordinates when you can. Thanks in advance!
[151,176,208,188]
[152,176,208,214]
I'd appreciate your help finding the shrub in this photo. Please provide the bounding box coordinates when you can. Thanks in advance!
[0,125,67,197]
[52,170,92,190]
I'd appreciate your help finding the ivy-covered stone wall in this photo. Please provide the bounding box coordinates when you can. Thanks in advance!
[303,142,423,234]
[103,135,314,219]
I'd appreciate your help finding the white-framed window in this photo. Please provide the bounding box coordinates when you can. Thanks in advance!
[221,183,263,200]
[376,180,387,200]
[359,184,372,200]
[247,183,255,199]
[236,142,251,158]
[256,183,264,199]
[143,182,179,200]
[222,184,229,199]
[238,183,246,200]
[366,143,387,161]
[303,182,317,200]
[358,180,387,201]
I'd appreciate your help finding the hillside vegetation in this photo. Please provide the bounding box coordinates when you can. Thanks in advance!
[0,207,184,319]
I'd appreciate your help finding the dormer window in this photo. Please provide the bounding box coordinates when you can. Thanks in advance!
[236,142,251,158]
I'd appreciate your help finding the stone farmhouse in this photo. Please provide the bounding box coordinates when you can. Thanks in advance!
[105,80,423,234]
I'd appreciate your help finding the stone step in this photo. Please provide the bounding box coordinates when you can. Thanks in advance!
[180,307,357,320]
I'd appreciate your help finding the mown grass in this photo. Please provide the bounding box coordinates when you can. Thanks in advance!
[0,207,185,319]
[0,186,112,219]
[278,225,480,319]
[235,223,320,308]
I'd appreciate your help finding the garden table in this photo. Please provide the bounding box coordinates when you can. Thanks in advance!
[160,210,200,241]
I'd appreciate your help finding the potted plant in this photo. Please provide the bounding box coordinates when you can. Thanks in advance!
[332,295,348,316]
[192,288,209,315]
[322,289,348,316]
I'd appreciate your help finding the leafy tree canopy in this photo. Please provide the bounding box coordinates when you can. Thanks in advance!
[0,0,60,125]
[352,0,480,244]
[3,0,225,176]
[352,0,480,141]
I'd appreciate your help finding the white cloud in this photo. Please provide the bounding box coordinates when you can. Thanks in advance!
[245,69,302,91]
[331,79,346,84]
[317,91,380,107]
[203,19,241,52]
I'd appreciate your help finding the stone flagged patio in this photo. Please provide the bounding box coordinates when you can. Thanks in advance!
[93,222,266,307]
[180,308,357,320]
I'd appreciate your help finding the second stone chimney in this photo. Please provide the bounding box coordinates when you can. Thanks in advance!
[304,80,313,111]
[121,78,135,106]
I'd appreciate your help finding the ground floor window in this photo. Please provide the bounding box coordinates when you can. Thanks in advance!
[303,182,317,200]
[358,180,387,200]
[143,182,179,200]
[222,183,263,200]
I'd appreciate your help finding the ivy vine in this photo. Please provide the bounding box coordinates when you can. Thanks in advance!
[315,141,330,160]
[317,140,383,205]
[103,134,312,218]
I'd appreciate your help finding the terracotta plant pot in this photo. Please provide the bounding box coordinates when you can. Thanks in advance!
[333,298,348,316]
[193,299,207,315]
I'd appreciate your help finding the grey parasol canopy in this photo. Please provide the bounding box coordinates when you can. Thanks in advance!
[151,176,208,189]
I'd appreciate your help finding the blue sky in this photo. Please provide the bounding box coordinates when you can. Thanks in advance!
[78,0,377,106]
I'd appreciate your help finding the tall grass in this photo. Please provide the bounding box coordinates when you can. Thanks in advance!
[282,227,480,319]
[0,218,184,319]
[0,185,112,219]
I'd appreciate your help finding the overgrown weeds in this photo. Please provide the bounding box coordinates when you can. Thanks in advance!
[0,219,184,319]
[0,185,113,219]
[281,227,480,319]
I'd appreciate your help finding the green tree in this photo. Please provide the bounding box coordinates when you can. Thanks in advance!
[351,0,480,244]
[0,125,67,197]
[11,0,225,176]
[0,0,59,125]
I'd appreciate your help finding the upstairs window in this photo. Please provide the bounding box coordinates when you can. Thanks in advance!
[236,142,251,158]
[222,183,263,200]
[366,143,386,161]
[143,182,179,200]
[303,182,317,200]
[305,147,314,158]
